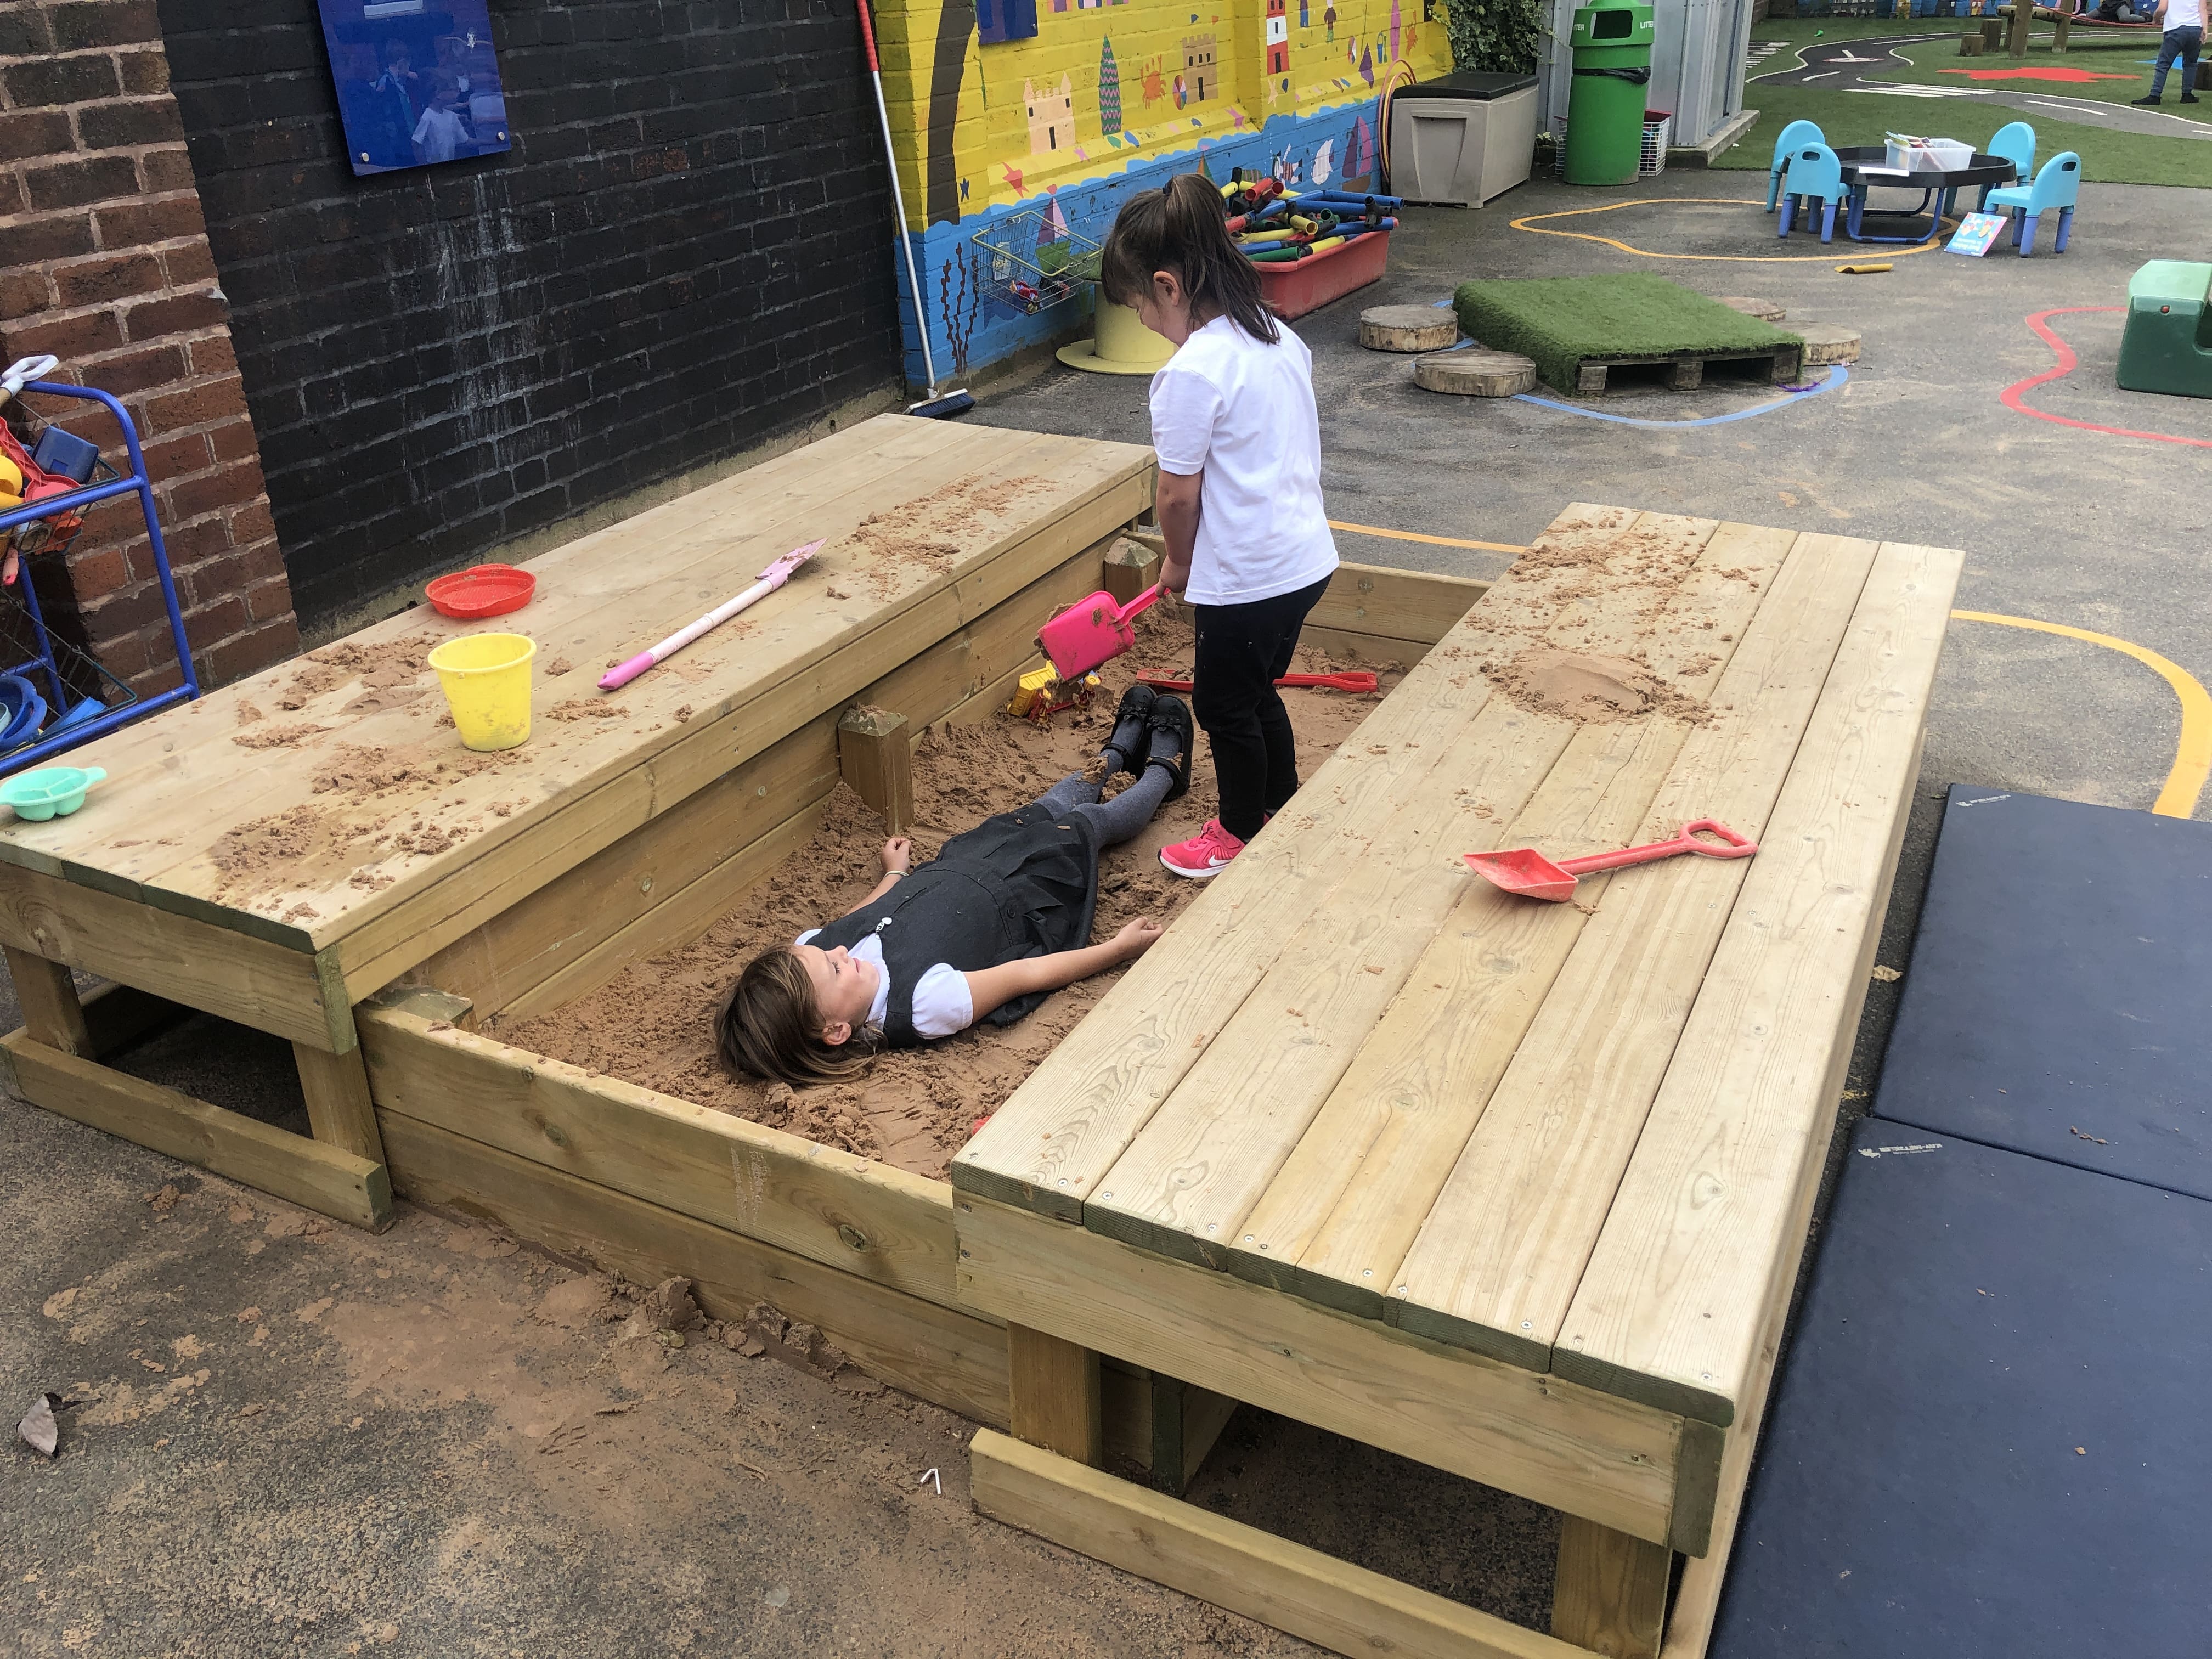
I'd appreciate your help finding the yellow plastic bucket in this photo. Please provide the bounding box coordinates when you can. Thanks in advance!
[428,631,536,751]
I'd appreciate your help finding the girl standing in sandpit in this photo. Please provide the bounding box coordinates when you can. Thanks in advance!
[716,689,1193,1087]
[1099,172,1340,880]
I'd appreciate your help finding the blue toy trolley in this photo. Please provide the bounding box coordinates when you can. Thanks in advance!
[0,354,200,775]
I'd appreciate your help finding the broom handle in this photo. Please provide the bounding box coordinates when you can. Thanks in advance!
[857,0,942,397]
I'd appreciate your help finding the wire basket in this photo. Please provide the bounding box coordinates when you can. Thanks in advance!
[969,211,1101,315]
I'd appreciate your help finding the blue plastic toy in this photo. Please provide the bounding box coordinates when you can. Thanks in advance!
[0,764,104,821]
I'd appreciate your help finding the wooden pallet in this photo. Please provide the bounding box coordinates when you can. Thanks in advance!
[955,504,1961,1659]
[1573,341,1805,394]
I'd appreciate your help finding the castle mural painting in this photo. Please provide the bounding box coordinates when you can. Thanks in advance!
[867,0,1451,380]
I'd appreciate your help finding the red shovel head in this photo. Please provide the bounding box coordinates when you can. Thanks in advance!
[1463,847,1579,902]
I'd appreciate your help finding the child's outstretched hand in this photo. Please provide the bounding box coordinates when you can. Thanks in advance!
[881,837,912,875]
[1112,916,1164,961]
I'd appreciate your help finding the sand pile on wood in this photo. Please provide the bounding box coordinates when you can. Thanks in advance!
[503,605,1396,1180]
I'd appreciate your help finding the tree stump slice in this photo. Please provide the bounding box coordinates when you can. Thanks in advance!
[1414,349,1538,397]
[1360,305,1462,353]
[1720,296,1787,322]
[1793,321,1862,366]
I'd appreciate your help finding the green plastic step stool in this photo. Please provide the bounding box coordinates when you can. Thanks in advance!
[2116,260,2212,400]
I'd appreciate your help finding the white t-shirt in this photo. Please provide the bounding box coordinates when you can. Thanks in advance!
[413,105,467,162]
[793,929,974,1040]
[1149,315,1339,606]
[2164,0,2203,30]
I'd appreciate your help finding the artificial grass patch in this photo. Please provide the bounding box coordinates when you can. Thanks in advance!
[1453,275,1802,394]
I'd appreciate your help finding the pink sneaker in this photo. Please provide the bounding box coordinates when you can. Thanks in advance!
[1160,817,1245,879]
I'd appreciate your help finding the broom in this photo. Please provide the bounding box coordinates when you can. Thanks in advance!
[857,0,974,420]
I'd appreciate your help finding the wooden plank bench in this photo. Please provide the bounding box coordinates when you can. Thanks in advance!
[952,504,1962,1659]
[0,413,1155,1231]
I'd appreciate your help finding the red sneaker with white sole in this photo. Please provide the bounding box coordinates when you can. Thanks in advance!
[1160,817,1245,879]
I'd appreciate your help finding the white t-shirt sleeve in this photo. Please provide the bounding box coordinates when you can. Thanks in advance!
[908,963,975,1039]
[1148,361,1223,477]
[792,929,972,1039]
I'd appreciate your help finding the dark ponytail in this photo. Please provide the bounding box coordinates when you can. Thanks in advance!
[1100,172,1279,345]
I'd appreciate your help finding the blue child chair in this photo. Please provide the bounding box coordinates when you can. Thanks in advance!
[1766,119,1826,212]
[1984,151,2080,256]
[1777,143,1848,243]
[1978,121,2036,210]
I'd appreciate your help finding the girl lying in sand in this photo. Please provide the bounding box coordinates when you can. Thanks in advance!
[717,686,1193,1087]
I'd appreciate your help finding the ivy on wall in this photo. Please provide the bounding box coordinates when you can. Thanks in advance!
[1447,0,1542,72]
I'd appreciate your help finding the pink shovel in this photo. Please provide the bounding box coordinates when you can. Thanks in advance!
[1037,584,1163,679]
[1464,819,1758,904]
[600,538,824,691]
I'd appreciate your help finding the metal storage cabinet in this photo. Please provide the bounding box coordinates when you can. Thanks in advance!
[1387,71,1541,206]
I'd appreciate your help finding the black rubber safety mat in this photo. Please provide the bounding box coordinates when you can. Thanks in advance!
[1874,785,2212,1199]
[1711,1116,2212,1658]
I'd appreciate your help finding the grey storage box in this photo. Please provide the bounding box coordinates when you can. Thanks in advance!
[1387,71,1541,206]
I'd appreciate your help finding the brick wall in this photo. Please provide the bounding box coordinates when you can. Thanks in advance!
[157,0,904,630]
[0,0,299,693]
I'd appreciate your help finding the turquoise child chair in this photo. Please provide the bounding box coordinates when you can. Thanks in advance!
[1984,152,2080,256]
[1777,143,1848,243]
[1978,121,2036,210]
[1766,119,1825,213]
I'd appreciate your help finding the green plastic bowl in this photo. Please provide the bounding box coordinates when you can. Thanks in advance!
[1,765,106,821]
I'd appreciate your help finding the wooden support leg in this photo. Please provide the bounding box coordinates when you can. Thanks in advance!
[291,1040,388,1167]
[1103,534,1162,606]
[1553,1516,1672,1659]
[1008,1323,1102,1467]
[4,945,92,1057]
[1149,1373,1242,1497]
[837,706,912,834]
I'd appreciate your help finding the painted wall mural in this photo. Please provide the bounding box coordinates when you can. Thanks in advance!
[870,0,1452,379]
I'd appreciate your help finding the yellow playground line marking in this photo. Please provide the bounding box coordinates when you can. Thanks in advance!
[1328,527,2209,817]
[1951,611,2212,819]
[1328,519,1528,554]
[1509,197,1946,263]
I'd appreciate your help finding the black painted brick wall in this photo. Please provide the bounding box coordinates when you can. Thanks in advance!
[154,0,901,627]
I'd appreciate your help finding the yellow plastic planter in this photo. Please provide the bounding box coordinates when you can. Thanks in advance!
[428,631,537,752]
[1057,301,1177,375]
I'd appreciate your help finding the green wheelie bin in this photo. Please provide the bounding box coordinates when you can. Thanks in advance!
[1564,1,1655,187]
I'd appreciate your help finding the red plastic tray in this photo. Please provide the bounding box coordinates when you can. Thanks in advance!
[1255,229,1391,321]
[426,563,535,619]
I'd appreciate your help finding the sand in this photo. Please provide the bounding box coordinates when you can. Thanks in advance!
[504,603,1399,1180]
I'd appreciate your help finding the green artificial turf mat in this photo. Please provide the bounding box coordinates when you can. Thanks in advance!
[1453,275,1803,394]
[1863,40,2212,121]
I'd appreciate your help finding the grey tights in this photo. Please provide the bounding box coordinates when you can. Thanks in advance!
[1039,763,1175,849]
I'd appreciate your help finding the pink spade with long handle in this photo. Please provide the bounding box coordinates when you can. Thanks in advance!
[1464,819,1758,904]
[1037,583,1164,679]
[599,539,825,692]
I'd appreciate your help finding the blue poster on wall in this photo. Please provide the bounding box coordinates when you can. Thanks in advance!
[317,1,512,177]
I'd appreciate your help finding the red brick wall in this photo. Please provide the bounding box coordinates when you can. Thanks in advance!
[0,0,297,693]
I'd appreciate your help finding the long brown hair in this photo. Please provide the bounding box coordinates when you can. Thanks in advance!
[715,946,880,1088]
[1099,171,1278,344]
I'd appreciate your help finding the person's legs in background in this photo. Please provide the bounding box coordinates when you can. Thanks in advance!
[2139,25,2202,101]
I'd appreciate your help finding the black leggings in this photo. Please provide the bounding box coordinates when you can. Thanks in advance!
[1192,573,1330,841]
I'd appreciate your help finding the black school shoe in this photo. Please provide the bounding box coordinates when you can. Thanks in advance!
[1104,682,1156,774]
[2131,93,2162,105]
[1145,692,1194,802]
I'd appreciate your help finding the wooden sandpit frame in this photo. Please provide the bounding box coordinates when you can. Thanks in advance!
[353,540,1490,1469]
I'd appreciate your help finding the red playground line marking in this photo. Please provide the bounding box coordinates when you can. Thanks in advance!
[2001,306,2212,449]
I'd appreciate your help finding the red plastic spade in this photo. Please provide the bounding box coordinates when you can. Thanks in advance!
[1038,584,1163,679]
[1136,669,1379,693]
[1464,819,1758,903]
